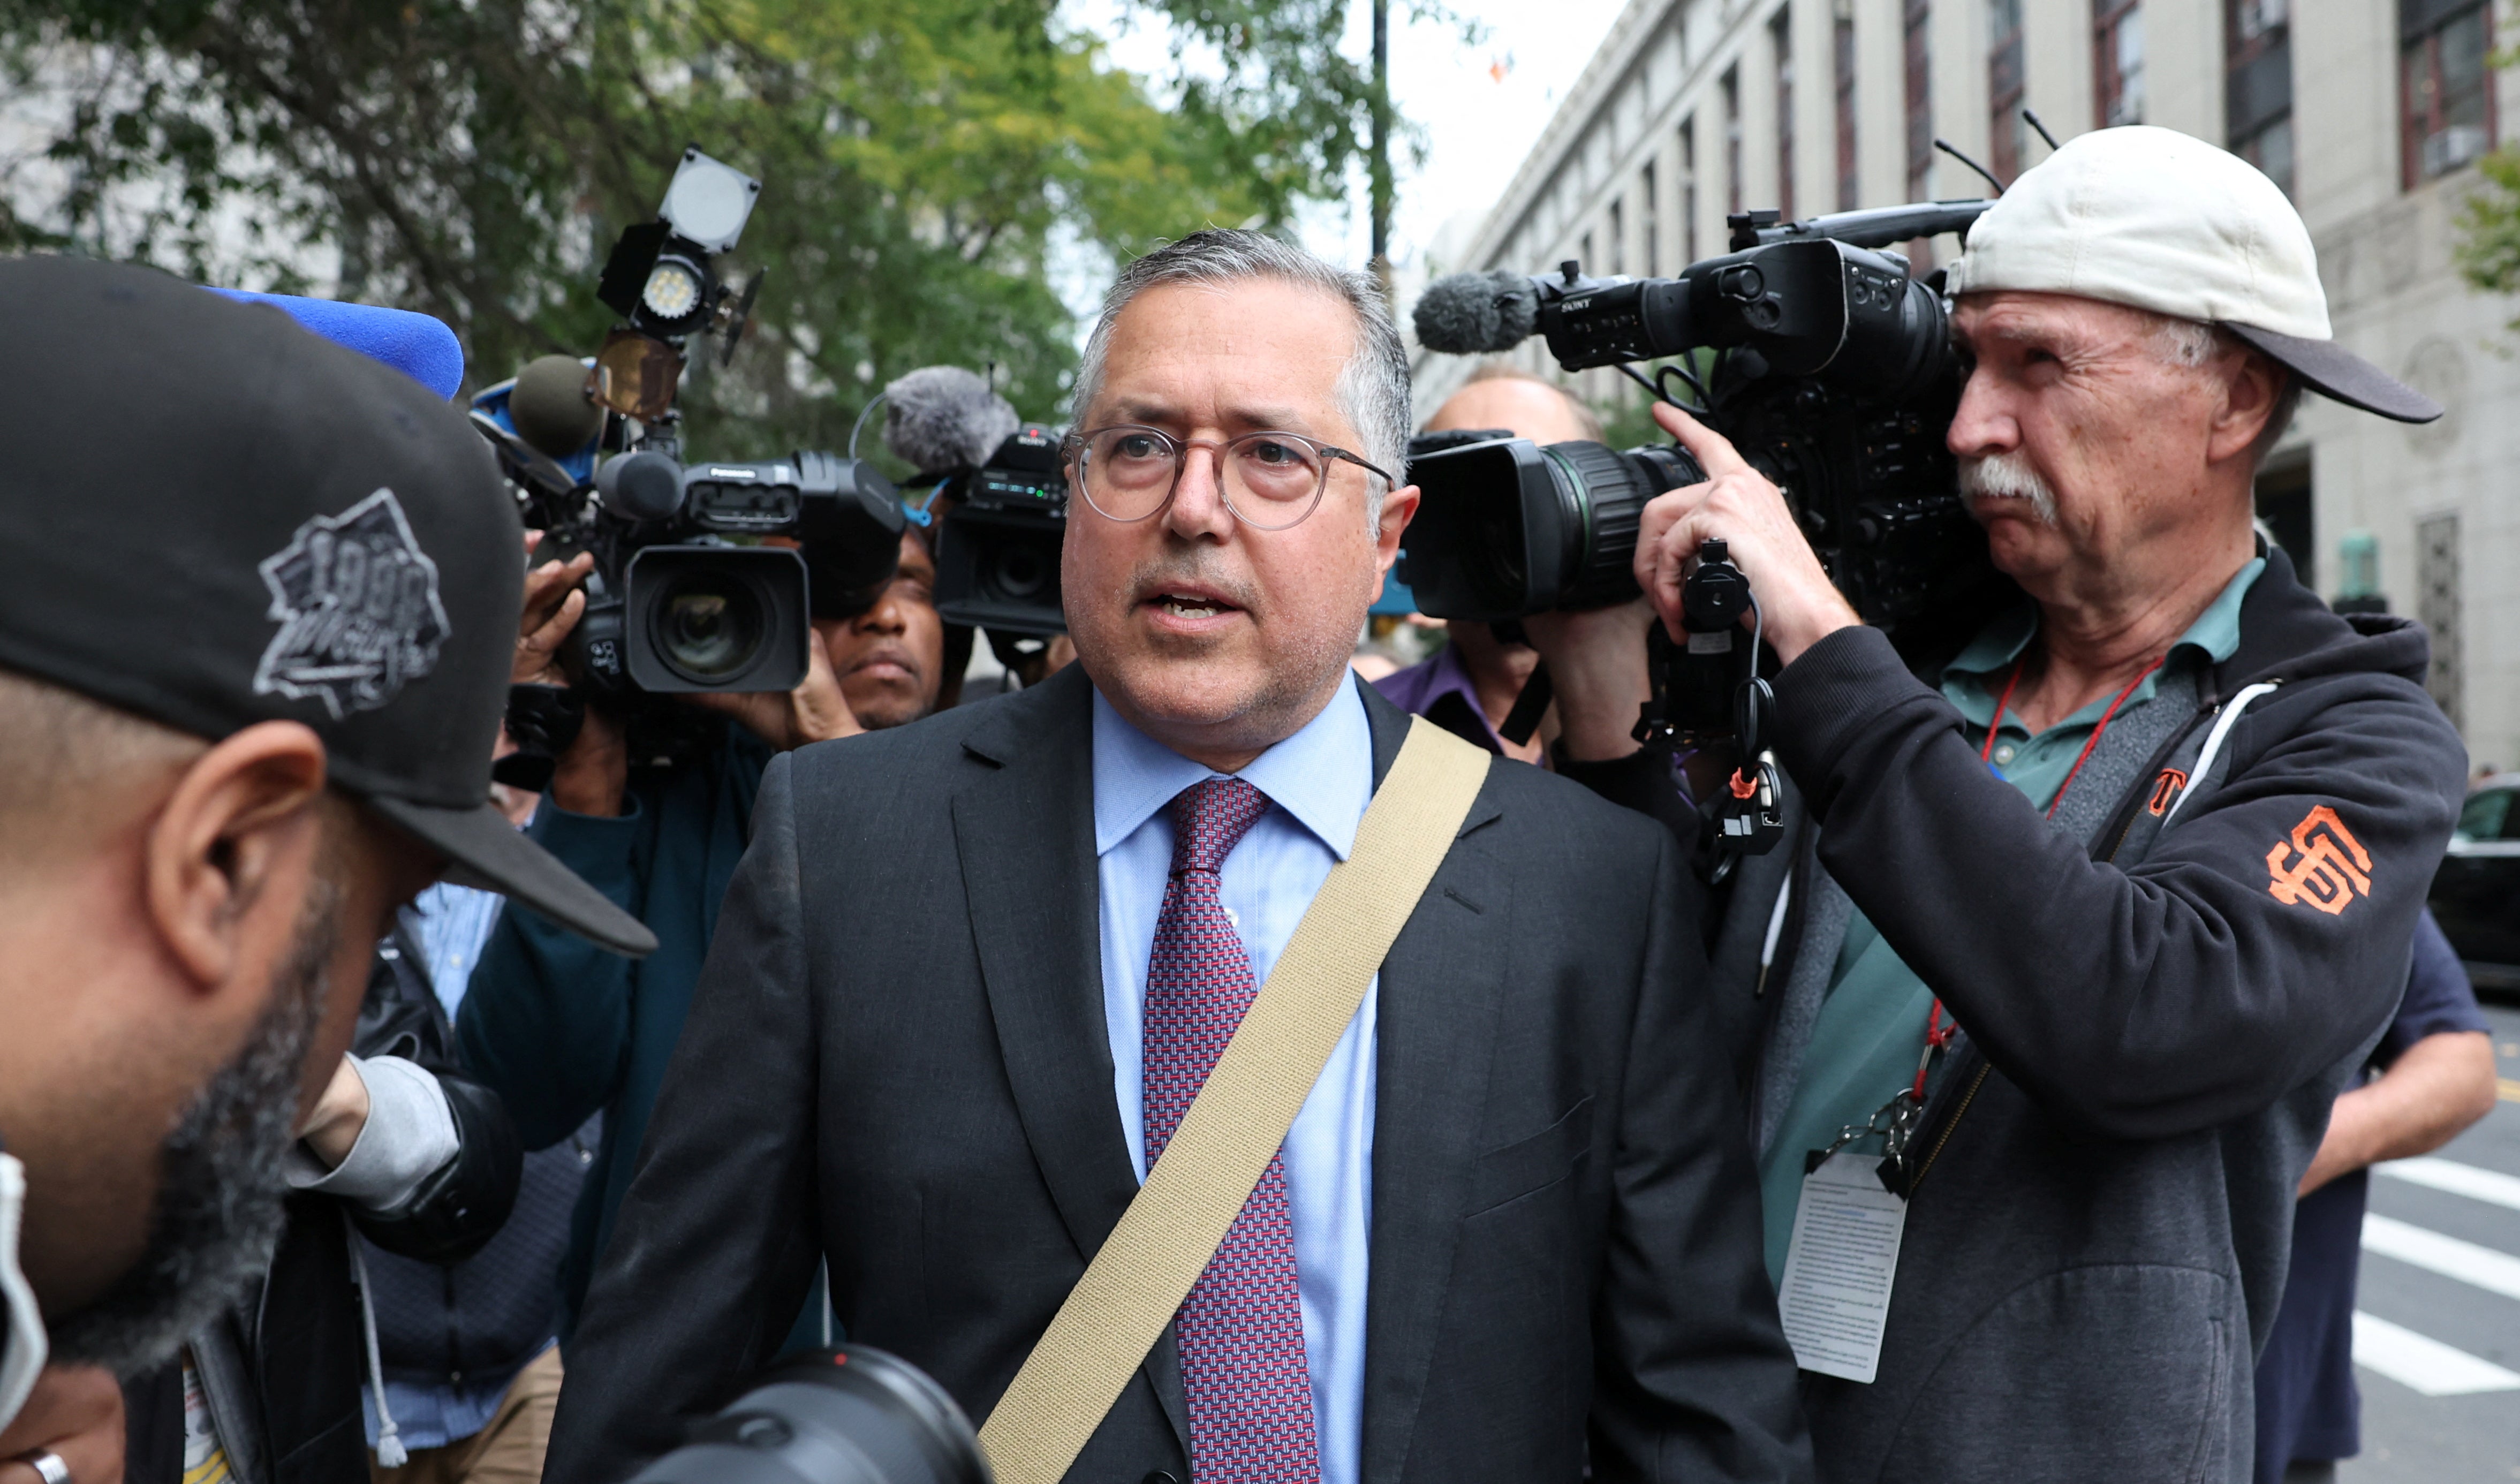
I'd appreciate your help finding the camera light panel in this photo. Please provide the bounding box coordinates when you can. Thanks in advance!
[660,148,761,252]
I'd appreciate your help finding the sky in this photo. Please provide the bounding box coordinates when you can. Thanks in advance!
[1062,0,1632,286]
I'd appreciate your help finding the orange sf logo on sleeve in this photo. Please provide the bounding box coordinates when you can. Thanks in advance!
[2266,806,2372,915]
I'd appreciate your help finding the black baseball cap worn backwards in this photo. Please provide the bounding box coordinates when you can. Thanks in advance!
[0,256,655,956]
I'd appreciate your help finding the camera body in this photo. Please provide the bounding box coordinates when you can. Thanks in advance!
[1403,201,2007,641]
[487,425,907,696]
[933,422,1069,652]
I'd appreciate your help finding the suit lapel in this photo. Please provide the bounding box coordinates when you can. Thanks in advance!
[952,667,1138,1260]
[951,667,1193,1451]
[1356,682,1511,1480]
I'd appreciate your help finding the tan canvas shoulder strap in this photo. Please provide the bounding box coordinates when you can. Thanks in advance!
[977,716,1492,1484]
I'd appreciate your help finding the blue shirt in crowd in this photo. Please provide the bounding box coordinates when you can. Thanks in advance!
[1092,680,1377,1484]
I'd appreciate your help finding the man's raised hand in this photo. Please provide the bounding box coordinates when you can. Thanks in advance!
[516,529,596,687]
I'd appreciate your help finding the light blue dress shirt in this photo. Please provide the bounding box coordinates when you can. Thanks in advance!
[409,881,506,1019]
[1093,681,1376,1484]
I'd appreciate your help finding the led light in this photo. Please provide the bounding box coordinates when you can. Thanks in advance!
[659,148,761,252]
[641,259,703,320]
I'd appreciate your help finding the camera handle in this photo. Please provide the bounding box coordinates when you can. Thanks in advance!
[1632,538,1785,882]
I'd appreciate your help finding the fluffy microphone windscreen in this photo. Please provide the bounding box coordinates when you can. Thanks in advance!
[883,366,1020,476]
[510,355,607,460]
[1412,271,1539,355]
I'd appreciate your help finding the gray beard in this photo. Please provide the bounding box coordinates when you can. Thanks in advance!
[46,880,343,1379]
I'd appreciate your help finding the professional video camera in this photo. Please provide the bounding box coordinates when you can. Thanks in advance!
[1407,199,2004,631]
[878,366,1069,670]
[624,1345,989,1484]
[471,148,905,707]
[1411,199,2014,877]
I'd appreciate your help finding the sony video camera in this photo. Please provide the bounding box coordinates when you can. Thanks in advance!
[1411,199,2018,879]
[472,149,905,701]
[932,422,1067,653]
[1405,199,2008,641]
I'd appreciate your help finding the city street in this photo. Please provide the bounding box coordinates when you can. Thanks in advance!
[2342,1000,2520,1480]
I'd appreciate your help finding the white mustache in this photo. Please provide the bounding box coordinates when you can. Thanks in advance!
[1959,452,2058,526]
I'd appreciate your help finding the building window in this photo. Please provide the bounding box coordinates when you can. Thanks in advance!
[1642,161,1661,276]
[1772,9,1796,220]
[1987,0,2026,182]
[1724,68,1744,215]
[2229,0,2293,194]
[2418,512,2464,729]
[1581,230,1595,272]
[1904,0,1934,201]
[2402,0,2494,186]
[1836,0,1860,209]
[2095,0,2143,127]
[1680,118,1701,262]
[1609,197,1626,275]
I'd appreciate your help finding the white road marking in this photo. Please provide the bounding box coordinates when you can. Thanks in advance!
[2378,1156,2520,1213]
[2352,1312,2520,1396]
[2362,1213,2520,1303]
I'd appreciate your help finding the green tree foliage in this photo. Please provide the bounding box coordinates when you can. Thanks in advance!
[0,0,1432,455]
[2454,23,2520,322]
[2456,147,2520,321]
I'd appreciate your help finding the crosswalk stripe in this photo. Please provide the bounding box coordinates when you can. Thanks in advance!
[2376,1156,2520,1213]
[2362,1213,2520,1302]
[2352,1311,2520,1396]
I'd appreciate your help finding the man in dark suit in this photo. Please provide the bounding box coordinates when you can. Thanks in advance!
[543,229,1808,1484]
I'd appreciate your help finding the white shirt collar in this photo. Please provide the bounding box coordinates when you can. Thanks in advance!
[1090,676,1374,860]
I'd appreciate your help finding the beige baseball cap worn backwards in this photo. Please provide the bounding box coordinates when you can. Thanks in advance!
[1945,124,2442,424]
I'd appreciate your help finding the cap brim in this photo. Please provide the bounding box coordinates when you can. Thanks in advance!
[2223,322,2443,424]
[365,793,659,957]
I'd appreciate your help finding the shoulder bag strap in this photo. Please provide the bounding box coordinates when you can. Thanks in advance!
[977,715,1492,1484]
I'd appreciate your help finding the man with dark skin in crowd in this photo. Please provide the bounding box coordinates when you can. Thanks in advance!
[0,261,648,1484]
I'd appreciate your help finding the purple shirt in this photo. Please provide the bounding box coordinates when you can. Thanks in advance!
[1372,644,1508,754]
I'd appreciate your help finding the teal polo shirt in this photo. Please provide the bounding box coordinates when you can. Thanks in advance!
[1755,559,2263,1282]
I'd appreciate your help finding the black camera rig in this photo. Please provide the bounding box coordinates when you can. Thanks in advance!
[1407,198,2019,877]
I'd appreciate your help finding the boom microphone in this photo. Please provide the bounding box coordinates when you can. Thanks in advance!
[1412,270,1541,354]
[882,366,1020,479]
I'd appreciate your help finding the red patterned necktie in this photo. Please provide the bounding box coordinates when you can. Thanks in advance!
[1141,777,1323,1483]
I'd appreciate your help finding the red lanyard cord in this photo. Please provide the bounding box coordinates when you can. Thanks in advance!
[1927,652,2166,1091]
[1978,654,2167,819]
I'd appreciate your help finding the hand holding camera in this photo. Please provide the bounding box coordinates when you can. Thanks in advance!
[1633,400,1859,666]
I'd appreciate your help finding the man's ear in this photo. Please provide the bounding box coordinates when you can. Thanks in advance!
[1376,482,1421,569]
[2207,349,2287,465]
[142,721,330,996]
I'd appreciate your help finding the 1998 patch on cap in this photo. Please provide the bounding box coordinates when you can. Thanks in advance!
[0,257,654,957]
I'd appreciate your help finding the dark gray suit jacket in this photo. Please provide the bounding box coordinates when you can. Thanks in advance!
[543,668,1810,1484]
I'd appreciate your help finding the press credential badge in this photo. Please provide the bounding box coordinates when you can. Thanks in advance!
[1775,1152,1908,1383]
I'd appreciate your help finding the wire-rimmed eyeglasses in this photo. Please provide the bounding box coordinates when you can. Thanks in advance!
[1062,425,1397,532]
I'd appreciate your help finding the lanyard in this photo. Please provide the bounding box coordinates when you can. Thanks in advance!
[1940,652,2168,1042]
[1979,654,2166,820]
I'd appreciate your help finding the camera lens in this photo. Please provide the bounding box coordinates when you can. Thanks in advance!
[652,572,767,684]
[1536,441,1704,610]
[989,545,1048,600]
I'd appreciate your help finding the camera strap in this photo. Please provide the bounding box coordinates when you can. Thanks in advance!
[975,715,1492,1484]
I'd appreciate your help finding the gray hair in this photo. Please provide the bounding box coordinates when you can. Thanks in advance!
[2150,315,2305,471]
[1070,230,1412,533]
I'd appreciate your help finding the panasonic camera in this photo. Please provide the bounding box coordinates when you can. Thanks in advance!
[1405,199,2011,643]
[471,149,905,701]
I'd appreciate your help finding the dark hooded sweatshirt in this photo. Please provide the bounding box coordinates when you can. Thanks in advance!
[1580,548,2466,1483]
